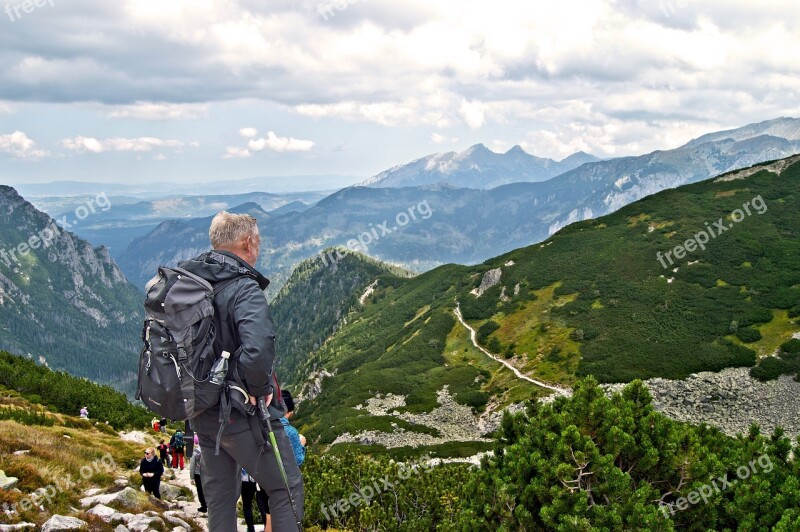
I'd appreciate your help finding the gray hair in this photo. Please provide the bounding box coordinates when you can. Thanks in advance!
[209,211,259,248]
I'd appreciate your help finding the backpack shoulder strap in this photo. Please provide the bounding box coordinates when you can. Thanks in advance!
[212,273,256,299]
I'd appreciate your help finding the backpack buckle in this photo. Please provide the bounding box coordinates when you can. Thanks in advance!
[228,385,256,416]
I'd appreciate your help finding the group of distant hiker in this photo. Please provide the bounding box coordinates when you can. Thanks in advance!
[151,428,189,470]
[139,391,305,531]
[135,211,307,531]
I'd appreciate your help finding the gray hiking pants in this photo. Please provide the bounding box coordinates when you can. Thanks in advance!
[198,424,304,532]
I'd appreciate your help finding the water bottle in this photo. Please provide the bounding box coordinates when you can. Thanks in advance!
[209,351,230,385]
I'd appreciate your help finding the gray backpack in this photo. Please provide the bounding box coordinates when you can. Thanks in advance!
[136,267,244,420]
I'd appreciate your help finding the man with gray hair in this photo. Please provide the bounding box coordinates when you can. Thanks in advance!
[179,211,304,531]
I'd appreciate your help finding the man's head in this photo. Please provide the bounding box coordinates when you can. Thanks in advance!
[282,389,295,418]
[209,211,261,267]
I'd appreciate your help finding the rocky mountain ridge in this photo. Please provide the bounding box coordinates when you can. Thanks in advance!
[0,186,142,388]
[361,143,600,189]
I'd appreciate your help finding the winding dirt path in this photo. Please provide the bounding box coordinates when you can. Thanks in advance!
[454,303,571,396]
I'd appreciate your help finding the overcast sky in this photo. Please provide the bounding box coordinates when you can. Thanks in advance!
[1,0,798,188]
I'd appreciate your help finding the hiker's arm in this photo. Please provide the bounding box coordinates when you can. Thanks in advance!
[232,281,276,398]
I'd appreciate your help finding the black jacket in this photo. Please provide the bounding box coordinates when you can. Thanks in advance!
[179,250,279,434]
[139,457,164,480]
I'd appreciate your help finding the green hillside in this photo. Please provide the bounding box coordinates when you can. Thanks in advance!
[0,351,151,429]
[294,156,800,448]
[0,186,142,392]
[3,373,798,530]
[272,248,412,385]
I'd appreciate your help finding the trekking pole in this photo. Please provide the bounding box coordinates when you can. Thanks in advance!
[258,397,303,532]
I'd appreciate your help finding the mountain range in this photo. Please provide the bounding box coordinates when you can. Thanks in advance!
[11,174,360,199]
[290,154,800,449]
[26,191,324,257]
[1,117,799,409]
[0,186,142,392]
[360,144,600,189]
[117,117,800,294]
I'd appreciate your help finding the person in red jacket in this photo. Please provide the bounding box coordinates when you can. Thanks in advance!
[169,430,185,470]
[157,439,170,466]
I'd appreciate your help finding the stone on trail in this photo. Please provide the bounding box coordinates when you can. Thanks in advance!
[40,515,87,532]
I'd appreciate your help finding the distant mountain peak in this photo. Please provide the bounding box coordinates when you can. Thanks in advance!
[683,116,800,149]
[464,143,491,153]
[361,142,590,189]
[228,201,269,216]
[559,151,601,166]
[505,145,528,155]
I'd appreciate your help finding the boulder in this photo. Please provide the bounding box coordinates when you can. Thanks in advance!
[126,516,165,532]
[162,511,191,529]
[88,503,116,522]
[159,483,183,501]
[0,524,36,531]
[114,526,130,532]
[118,431,146,444]
[80,486,148,509]
[41,515,87,531]
[472,268,502,297]
[0,470,19,490]
[83,488,104,497]
[111,512,136,523]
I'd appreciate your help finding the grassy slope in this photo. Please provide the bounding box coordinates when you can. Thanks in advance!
[294,157,800,448]
[0,388,200,530]
[491,160,799,382]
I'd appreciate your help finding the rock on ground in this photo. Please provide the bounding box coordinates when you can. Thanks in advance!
[118,431,147,444]
[87,503,116,522]
[0,470,19,490]
[126,516,165,532]
[41,515,87,532]
[79,486,148,509]
[602,367,800,439]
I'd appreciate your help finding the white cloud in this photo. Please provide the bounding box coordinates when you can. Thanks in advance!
[0,0,799,168]
[223,147,252,159]
[246,132,315,153]
[239,127,258,138]
[458,100,486,129]
[294,98,453,128]
[61,136,184,153]
[106,103,208,120]
[431,133,459,144]
[520,119,719,159]
[62,136,105,153]
[0,131,48,159]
